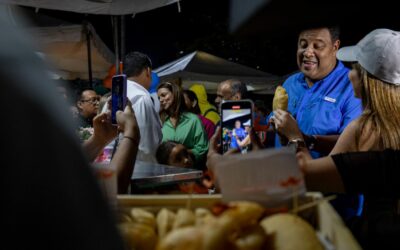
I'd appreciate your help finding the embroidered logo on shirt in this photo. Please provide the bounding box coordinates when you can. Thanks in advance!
[324,96,336,103]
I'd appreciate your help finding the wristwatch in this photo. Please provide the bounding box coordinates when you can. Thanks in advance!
[287,138,307,152]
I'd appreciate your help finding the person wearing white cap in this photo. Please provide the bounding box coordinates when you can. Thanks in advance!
[295,28,400,249]
[270,26,364,223]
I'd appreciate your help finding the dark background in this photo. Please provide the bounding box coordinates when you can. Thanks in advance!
[21,0,400,78]
[20,0,299,77]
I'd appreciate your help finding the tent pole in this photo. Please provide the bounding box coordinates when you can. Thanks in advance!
[112,16,120,74]
[121,15,126,71]
[85,22,93,88]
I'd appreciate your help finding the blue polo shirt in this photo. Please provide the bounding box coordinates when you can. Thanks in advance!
[276,61,362,158]
[230,127,247,149]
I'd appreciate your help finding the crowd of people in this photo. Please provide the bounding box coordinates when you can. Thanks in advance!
[208,27,400,249]
[6,8,400,248]
[70,27,400,248]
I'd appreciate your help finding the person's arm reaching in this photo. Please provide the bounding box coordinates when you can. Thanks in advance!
[112,102,140,194]
[272,109,339,154]
[83,113,118,162]
[302,134,339,155]
[82,101,140,193]
[295,119,360,193]
[297,151,346,193]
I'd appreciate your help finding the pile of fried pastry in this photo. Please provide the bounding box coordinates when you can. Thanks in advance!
[118,200,323,250]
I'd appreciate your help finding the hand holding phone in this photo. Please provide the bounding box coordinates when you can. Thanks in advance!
[111,74,127,125]
[220,100,254,154]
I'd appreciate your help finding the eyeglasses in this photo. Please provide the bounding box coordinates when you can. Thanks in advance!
[80,97,100,104]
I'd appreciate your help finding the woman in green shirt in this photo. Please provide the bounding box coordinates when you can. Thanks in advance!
[157,82,209,169]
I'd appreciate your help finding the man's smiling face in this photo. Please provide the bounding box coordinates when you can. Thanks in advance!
[297,27,339,83]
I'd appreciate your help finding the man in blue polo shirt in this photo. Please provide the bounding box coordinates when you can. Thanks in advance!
[271,26,363,223]
[230,120,247,150]
[272,26,362,158]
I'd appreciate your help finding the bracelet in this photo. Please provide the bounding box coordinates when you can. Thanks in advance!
[123,135,138,143]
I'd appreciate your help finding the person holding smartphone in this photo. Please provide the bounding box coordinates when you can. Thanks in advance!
[83,100,140,194]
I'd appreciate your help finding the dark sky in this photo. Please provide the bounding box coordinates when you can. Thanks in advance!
[20,0,400,77]
[21,0,299,76]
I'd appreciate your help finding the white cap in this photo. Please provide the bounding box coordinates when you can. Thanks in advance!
[337,28,400,85]
[243,119,251,126]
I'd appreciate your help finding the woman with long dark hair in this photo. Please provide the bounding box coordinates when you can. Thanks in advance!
[157,82,209,169]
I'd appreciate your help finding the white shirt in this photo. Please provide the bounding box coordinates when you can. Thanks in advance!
[127,79,162,163]
[150,92,160,113]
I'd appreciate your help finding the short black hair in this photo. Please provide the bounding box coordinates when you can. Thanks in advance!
[229,79,248,99]
[156,141,179,165]
[123,51,152,77]
[327,26,340,42]
[300,25,340,42]
[76,88,96,102]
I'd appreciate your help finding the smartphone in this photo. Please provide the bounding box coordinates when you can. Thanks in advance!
[220,100,253,154]
[111,74,127,125]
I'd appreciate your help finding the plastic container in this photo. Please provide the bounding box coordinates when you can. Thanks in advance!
[215,148,306,207]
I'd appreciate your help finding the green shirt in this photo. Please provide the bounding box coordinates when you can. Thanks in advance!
[162,112,209,165]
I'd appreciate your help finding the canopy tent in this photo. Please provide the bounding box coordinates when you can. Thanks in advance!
[0,0,180,15]
[154,51,284,94]
[2,0,182,81]
[28,24,114,80]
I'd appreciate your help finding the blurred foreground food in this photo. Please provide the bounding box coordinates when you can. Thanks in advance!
[117,200,323,250]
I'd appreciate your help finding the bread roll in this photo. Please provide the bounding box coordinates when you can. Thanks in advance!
[234,224,267,250]
[195,208,216,226]
[156,227,203,250]
[272,86,288,111]
[222,201,265,228]
[118,213,133,223]
[157,212,239,250]
[119,222,158,250]
[172,208,196,229]
[156,208,176,239]
[260,213,323,250]
[130,208,156,229]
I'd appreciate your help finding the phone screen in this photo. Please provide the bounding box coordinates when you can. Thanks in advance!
[111,74,127,125]
[221,100,253,154]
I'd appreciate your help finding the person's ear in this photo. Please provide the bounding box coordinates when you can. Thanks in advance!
[77,101,83,110]
[147,67,152,77]
[141,67,151,79]
[333,40,340,51]
[233,93,241,100]
[192,100,197,108]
